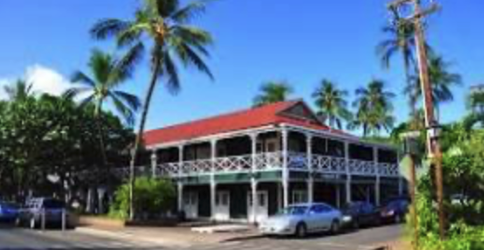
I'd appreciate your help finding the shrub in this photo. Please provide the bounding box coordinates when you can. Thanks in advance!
[108,177,176,220]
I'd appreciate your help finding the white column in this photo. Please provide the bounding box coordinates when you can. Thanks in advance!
[178,145,184,212]
[374,147,381,206]
[210,139,217,221]
[250,133,258,223]
[344,141,352,205]
[86,188,93,213]
[281,128,289,207]
[97,187,106,214]
[250,180,258,223]
[151,150,157,178]
[306,134,314,203]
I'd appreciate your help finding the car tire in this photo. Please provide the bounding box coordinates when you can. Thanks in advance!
[353,219,360,229]
[295,223,307,238]
[330,220,340,235]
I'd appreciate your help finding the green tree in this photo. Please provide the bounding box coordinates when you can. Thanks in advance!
[467,85,484,115]
[253,81,293,107]
[65,49,141,165]
[3,79,33,101]
[377,10,417,119]
[312,79,351,129]
[91,0,215,219]
[351,79,395,137]
[405,55,462,119]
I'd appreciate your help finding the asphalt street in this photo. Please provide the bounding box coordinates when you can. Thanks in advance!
[0,224,403,250]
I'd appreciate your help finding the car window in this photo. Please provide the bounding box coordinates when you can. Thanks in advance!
[281,205,308,215]
[310,204,333,214]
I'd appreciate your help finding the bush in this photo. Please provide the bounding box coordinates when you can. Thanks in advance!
[108,177,176,220]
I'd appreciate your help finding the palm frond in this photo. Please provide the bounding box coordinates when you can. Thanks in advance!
[171,0,213,23]
[70,71,96,87]
[91,19,130,40]
[111,93,137,126]
[112,90,141,112]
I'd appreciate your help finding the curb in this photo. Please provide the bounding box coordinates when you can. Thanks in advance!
[75,227,192,248]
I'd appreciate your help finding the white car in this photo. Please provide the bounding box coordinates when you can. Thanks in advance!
[259,202,342,237]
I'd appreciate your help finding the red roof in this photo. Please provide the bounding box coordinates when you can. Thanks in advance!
[143,100,352,146]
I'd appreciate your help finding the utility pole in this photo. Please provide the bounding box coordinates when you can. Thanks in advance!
[387,0,446,240]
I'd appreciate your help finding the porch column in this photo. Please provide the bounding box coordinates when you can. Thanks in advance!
[306,134,314,203]
[281,128,289,207]
[374,147,381,206]
[210,139,217,220]
[250,133,258,224]
[86,187,93,213]
[344,141,352,205]
[178,145,184,211]
[151,150,157,178]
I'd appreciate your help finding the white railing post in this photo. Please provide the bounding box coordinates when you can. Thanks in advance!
[151,150,157,178]
[397,151,404,196]
[306,133,314,203]
[374,147,381,206]
[210,139,217,221]
[345,141,352,205]
[282,128,289,207]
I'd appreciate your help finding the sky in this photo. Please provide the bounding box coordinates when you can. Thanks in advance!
[0,0,483,133]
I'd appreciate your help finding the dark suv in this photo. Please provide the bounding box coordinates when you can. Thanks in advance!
[18,198,68,229]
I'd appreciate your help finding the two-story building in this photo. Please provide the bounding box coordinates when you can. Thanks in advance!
[128,100,402,223]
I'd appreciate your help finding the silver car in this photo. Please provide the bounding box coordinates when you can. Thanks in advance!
[259,203,342,237]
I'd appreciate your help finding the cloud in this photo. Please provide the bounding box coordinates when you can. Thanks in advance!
[0,65,72,100]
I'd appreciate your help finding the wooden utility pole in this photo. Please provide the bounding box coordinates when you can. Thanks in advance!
[388,0,445,240]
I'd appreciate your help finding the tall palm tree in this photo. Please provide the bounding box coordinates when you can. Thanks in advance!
[3,79,33,101]
[64,49,141,165]
[312,79,351,130]
[351,80,396,137]
[405,55,462,119]
[377,10,417,120]
[253,81,293,107]
[90,0,215,219]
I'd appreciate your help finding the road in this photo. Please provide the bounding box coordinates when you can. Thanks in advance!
[0,224,403,250]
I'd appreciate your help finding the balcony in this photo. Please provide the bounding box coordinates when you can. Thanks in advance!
[145,151,399,178]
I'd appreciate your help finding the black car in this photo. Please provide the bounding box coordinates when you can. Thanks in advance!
[341,201,381,229]
[18,198,69,229]
[379,198,409,223]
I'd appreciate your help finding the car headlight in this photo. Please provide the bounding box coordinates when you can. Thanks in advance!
[342,215,352,222]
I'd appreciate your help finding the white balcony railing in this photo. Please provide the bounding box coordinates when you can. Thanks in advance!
[111,151,400,179]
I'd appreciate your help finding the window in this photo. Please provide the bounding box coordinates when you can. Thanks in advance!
[292,190,308,204]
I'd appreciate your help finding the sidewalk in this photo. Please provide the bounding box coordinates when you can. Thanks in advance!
[76,225,261,248]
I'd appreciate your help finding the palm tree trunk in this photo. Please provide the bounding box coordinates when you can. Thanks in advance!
[95,102,108,166]
[129,57,162,220]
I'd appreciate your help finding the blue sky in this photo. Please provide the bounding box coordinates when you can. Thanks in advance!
[0,0,482,133]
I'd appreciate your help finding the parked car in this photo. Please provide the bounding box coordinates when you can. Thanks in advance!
[18,198,69,229]
[341,201,381,229]
[0,202,20,223]
[259,202,342,237]
[379,198,409,223]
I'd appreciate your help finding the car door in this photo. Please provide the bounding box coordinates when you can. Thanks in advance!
[309,204,333,232]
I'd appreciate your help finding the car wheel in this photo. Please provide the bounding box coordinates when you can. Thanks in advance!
[29,217,36,229]
[331,220,340,235]
[295,223,307,238]
[353,219,360,229]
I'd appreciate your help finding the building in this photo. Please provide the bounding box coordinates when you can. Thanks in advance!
[140,100,402,223]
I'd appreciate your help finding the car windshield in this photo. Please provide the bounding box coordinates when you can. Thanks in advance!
[344,202,362,211]
[280,205,308,215]
[43,199,65,209]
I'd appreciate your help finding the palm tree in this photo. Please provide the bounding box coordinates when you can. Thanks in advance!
[351,80,396,137]
[65,49,141,165]
[377,10,417,119]
[90,0,215,219]
[3,79,33,101]
[253,81,293,107]
[405,55,462,119]
[312,79,352,130]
